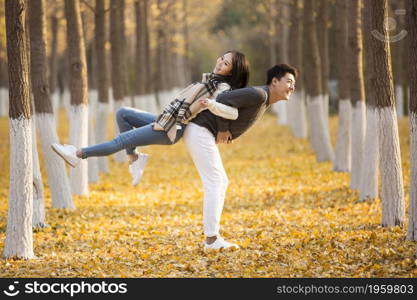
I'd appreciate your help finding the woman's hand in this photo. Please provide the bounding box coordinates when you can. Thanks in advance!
[198,98,210,108]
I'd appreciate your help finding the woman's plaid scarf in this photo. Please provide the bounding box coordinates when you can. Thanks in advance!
[154,73,231,142]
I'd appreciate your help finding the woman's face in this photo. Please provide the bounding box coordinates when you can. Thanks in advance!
[213,52,233,76]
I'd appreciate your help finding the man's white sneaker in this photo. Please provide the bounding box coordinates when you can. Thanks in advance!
[129,153,149,186]
[51,143,80,168]
[203,236,239,250]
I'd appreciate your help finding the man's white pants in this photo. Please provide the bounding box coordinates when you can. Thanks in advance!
[184,123,228,237]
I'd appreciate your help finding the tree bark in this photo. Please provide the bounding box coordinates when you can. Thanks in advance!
[317,0,330,119]
[110,0,130,162]
[406,0,417,241]
[118,0,129,102]
[95,0,110,172]
[303,0,334,162]
[4,0,35,259]
[364,0,404,227]
[359,0,379,201]
[65,0,89,196]
[182,0,191,85]
[287,0,306,138]
[49,15,60,119]
[110,0,123,103]
[348,0,366,190]
[29,0,73,211]
[333,0,351,172]
[391,0,407,118]
[134,0,146,97]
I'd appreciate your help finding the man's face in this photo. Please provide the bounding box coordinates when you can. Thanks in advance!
[271,73,296,101]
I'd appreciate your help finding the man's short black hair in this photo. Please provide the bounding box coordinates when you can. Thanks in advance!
[266,64,298,85]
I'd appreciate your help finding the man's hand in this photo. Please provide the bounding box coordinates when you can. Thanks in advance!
[216,130,233,144]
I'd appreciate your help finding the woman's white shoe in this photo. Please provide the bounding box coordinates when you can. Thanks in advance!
[51,143,80,167]
[129,153,149,186]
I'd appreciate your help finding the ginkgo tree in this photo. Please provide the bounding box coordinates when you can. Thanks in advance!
[4,0,35,259]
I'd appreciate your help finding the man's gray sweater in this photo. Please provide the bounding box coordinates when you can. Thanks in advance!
[191,86,270,140]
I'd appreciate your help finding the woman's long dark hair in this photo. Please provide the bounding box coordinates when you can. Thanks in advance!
[226,50,250,89]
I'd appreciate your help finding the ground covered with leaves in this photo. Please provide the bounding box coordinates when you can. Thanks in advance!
[0,110,416,277]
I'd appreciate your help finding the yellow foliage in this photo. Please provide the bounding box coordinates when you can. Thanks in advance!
[0,111,415,277]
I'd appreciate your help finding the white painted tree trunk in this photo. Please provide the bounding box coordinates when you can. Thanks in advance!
[306,96,334,162]
[36,113,73,208]
[134,95,147,110]
[31,118,46,227]
[333,99,352,171]
[63,89,71,118]
[270,102,279,122]
[290,90,307,138]
[147,93,159,114]
[359,106,379,201]
[276,100,288,125]
[108,88,114,111]
[378,106,405,227]
[113,99,127,163]
[51,91,60,124]
[350,101,366,189]
[96,102,109,173]
[395,85,404,118]
[0,88,8,117]
[407,112,417,240]
[322,93,329,126]
[87,89,100,179]
[69,104,89,196]
[88,106,99,183]
[4,118,35,259]
[159,90,170,109]
[124,95,132,108]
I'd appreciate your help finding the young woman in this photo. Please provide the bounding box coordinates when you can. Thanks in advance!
[52,50,250,185]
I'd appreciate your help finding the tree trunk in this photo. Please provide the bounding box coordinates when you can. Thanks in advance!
[317,0,330,122]
[0,60,7,117]
[364,0,404,227]
[82,11,97,174]
[65,0,89,196]
[133,0,156,113]
[118,0,129,103]
[348,0,366,190]
[4,0,35,259]
[174,0,188,88]
[49,15,60,121]
[391,0,407,118]
[303,0,334,162]
[182,0,191,85]
[0,2,8,117]
[110,0,125,107]
[29,0,74,212]
[333,0,351,172]
[406,0,417,241]
[287,0,306,138]
[110,0,130,162]
[359,0,379,201]
[272,0,287,126]
[134,0,147,114]
[94,0,111,172]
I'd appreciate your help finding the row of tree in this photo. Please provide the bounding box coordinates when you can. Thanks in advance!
[1,0,416,258]
[276,0,416,255]
[1,0,194,259]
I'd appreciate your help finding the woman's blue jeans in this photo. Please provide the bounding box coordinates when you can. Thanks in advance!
[81,106,185,158]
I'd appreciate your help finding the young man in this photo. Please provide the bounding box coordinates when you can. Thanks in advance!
[184,64,297,250]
